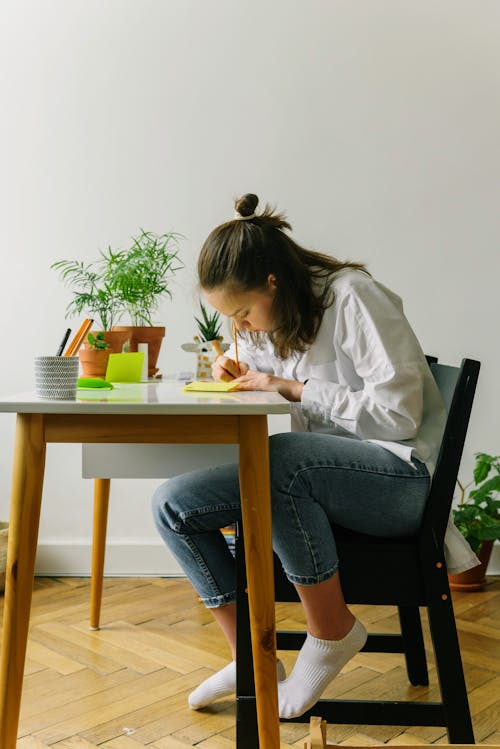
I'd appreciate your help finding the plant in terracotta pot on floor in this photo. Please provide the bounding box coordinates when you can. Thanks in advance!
[51,253,129,353]
[110,229,184,378]
[449,452,500,591]
[181,302,229,379]
[78,332,111,379]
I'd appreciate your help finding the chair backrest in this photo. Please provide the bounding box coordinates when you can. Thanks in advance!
[420,358,480,549]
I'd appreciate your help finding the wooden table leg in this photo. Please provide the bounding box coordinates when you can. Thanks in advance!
[90,478,111,630]
[239,415,280,749]
[0,414,46,749]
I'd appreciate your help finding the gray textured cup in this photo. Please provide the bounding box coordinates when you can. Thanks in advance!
[34,356,80,400]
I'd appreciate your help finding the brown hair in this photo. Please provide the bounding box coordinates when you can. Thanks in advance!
[198,193,369,358]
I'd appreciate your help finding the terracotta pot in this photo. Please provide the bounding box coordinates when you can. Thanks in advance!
[448,540,494,592]
[89,330,131,354]
[112,326,165,377]
[78,349,110,379]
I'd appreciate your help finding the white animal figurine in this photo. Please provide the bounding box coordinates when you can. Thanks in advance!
[181,338,230,380]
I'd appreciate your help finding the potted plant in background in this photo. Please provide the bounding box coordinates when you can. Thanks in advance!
[78,332,110,379]
[110,229,184,377]
[181,302,229,379]
[449,452,500,591]
[51,252,129,353]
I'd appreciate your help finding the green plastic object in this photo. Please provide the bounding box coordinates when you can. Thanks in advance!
[77,377,114,390]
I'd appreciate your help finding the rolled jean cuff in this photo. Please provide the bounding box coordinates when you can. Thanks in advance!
[200,590,237,608]
[284,562,339,586]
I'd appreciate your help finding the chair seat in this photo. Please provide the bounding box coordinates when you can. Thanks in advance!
[274,524,426,606]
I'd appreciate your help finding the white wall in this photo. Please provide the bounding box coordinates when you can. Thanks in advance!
[1,0,499,575]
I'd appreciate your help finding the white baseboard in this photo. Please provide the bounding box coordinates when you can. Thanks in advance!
[34,538,499,577]
[35,538,183,577]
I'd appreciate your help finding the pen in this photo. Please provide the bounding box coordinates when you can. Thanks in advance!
[56,327,71,356]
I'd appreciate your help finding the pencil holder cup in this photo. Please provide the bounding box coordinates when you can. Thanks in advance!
[34,356,80,400]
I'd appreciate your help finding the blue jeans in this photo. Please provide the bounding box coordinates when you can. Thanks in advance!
[152,433,430,607]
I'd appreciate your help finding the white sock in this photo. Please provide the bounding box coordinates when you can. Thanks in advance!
[189,658,286,710]
[278,618,367,719]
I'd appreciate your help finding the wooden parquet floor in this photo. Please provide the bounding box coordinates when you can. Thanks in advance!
[2,575,499,748]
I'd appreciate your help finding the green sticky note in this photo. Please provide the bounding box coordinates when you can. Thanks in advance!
[105,352,145,383]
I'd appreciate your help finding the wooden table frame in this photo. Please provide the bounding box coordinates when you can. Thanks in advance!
[0,411,281,749]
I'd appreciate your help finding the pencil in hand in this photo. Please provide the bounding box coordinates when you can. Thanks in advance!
[232,321,239,369]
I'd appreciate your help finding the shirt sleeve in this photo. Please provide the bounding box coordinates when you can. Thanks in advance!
[301,280,425,441]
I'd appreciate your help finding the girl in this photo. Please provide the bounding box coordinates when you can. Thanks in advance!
[152,193,472,719]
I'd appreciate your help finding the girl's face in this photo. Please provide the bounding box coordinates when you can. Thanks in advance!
[204,275,277,333]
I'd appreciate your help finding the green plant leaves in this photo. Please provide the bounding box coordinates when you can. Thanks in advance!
[107,230,184,326]
[453,451,500,553]
[51,229,184,328]
[473,453,494,484]
[477,522,500,541]
[194,302,222,342]
[51,258,125,330]
[87,332,109,350]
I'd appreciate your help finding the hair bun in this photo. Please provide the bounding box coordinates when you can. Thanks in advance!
[235,193,259,218]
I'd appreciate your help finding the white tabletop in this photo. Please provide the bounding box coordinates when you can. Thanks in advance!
[0,381,291,416]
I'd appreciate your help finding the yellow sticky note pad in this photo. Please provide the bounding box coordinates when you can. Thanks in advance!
[183,380,240,392]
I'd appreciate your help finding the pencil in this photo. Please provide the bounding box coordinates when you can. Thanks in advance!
[56,327,71,356]
[64,318,94,357]
[232,321,239,369]
[64,318,90,356]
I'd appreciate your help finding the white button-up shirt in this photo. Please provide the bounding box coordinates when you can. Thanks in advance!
[227,269,478,574]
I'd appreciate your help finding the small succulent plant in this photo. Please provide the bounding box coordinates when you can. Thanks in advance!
[194,302,222,342]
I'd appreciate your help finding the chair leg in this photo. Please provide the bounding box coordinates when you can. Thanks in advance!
[426,599,474,743]
[398,606,429,686]
[89,478,111,630]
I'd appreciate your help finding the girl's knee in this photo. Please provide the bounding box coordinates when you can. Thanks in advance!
[151,478,184,532]
[269,431,295,453]
[269,432,306,489]
[152,480,170,525]
[269,432,299,473]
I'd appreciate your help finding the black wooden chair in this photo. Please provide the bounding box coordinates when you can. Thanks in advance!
[236,357,480,747]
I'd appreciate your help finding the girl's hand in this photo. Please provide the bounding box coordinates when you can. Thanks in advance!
[235,370,304,402]
[212,356,250,382]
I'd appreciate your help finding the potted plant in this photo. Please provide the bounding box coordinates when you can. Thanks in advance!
[110,229,184,377]
[51,252,129,353]
[449,452,500,591]
[181,302,229,379]
[78,332,111,379]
